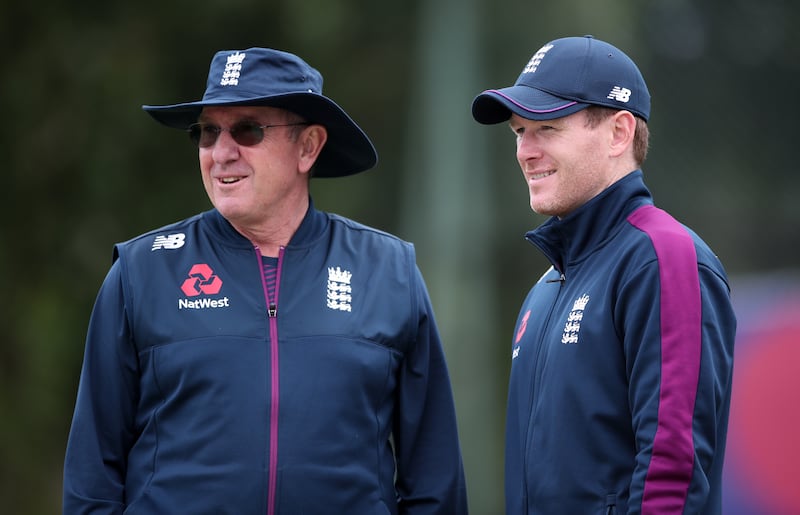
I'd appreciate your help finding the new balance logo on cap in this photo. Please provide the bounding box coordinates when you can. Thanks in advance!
[607,86,632,103]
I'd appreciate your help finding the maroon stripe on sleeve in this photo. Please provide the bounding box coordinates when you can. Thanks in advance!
[628,205,702,514]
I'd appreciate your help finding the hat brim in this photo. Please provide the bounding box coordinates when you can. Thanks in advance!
[143,93,377,178]
[471,85,589,124]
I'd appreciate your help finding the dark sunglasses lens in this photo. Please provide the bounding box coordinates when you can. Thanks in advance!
[188,124,219,148]
[229,123,264,146]
[188,122,266,148]
[188,125,202,146]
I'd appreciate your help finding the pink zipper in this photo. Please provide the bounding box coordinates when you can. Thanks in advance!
[255,246,283,515]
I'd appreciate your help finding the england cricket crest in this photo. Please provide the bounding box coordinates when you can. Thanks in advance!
[326,266,352,312]
[562,293,589,344]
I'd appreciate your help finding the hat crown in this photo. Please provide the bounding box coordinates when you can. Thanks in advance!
[202,48,323,103]
[515,36,650,120]
[142,47,378,177]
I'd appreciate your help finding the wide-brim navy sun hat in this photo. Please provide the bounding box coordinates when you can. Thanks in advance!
[143,48,378,178]
[472,36,650,124]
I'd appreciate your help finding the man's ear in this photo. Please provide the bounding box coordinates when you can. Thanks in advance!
[298,125,328,174]
[609,110,636,158]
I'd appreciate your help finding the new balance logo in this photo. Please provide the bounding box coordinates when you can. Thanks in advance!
[607,86,632,103]
[152,233,186,251]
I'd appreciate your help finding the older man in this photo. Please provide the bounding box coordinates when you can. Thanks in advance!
[64,48,467,515]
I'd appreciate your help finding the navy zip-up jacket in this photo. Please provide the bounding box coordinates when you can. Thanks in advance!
[505,172,736,514]
[64,202,468,514]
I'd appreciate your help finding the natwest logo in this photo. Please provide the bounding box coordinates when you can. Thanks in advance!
[181,264,223,296]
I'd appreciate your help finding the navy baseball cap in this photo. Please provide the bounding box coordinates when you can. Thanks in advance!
[472,36,650,124]
[143,48,378,178]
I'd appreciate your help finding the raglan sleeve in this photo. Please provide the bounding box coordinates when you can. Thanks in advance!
[393,263,469,515]
[63,257,140,515]
[621,252,736,514]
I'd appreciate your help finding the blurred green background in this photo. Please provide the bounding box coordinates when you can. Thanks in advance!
[2,0,798,513]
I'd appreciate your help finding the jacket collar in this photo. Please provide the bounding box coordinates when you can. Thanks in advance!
[525,170,653,272]
[201,197,329,250]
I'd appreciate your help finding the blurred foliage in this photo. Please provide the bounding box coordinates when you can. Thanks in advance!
[2,0,798,513]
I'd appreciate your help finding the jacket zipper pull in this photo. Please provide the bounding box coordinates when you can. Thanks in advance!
[546,273,566,283]
[268,303,277,317]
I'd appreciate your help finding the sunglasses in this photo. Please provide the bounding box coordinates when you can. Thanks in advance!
[187,121,309,148]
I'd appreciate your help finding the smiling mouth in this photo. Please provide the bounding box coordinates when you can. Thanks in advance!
[530,170,555,180]
[219,177,243,184]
